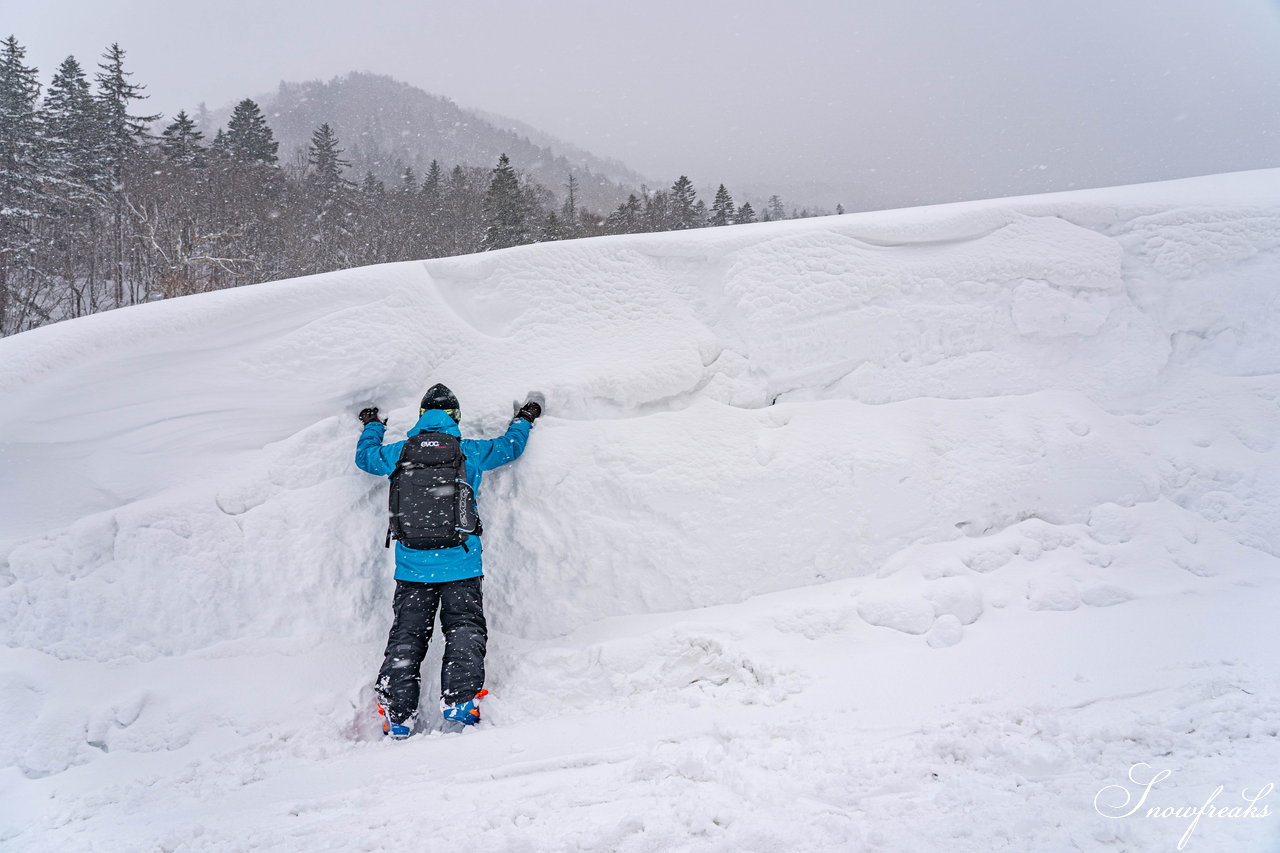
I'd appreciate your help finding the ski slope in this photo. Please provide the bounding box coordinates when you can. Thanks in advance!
[2,170,1280,852]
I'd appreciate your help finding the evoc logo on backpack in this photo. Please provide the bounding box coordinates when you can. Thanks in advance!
[387,431,480,550]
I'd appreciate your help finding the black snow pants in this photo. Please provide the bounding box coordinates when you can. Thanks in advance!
[375,576,487,725]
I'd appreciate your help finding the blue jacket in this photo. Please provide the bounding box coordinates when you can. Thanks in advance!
[355,409,532,583]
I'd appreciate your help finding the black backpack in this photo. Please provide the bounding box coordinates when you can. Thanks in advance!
[386,431,481,550]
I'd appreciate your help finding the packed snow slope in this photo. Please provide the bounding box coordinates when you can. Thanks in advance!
[2,169,1280,852]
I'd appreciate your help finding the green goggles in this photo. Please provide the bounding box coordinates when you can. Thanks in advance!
[421,407,461,423]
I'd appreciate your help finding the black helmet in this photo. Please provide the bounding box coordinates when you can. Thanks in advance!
[420,383,460,422]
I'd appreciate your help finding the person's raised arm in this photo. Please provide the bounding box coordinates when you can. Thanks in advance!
[466,399,541,472]
[354,406,398,476]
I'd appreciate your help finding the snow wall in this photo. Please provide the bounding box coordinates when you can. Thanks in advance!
[2,171,1279,667]
[7,169,1280,660]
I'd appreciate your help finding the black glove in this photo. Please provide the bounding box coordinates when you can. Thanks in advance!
[515,401,542,423]
[358,406,387,426]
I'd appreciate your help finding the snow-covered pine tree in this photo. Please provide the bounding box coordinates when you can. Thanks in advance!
[353,171,391,266]
[0,36,48,333]
[440,164,474,255]
[94,43,157,177]
[215,99,286,286]
[604,193,642,234]
[302,123,356,273]
[482,153,529,251]
[709,184,736,226]
[560,173,581,238]
[669,175,699,230]
[389,165,430,260]
[735,201,757,224]
[306,123,351,194]
[625,192,643,231]
[223,99,278,165]
[42,55,111,317]
[44,56,106,195]
[422,160,442,198]
[95,42,158,306]
[421,159,444,253]
[643,187,671,232]
[540,209,563,241]
[520,173,553,243]
[160,110,205,166]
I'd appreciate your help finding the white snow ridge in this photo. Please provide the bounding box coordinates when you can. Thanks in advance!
[2,170,1280,852]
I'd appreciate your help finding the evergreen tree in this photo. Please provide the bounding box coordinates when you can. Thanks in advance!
[709,184,736,226]
[560,173,580,238]
[422,160,442,198]
[216,99,284,290]
[540,209,563,242]
[147,109,214,303]
[94,42,158,177]
[482,153,528,250]
[521,177,554,242]
[0,35,46,332]
[160,110,205,165]
[223,98,278,165]
[836,203,845,215]
[96,42,161,307]
[301,123,356,272]
[44,56,105,194]
[440,164,472,255]
[42,54,109,318]
[605,193,642,234]
[669,175,700,229]
[460,165,490,253]
[353,171,390,266]
[306,123,351,193]
[766,194,786,222]
[735,201,757,224]
[643,188,671,232]
[382,165,426,259]
[417,159,444,256]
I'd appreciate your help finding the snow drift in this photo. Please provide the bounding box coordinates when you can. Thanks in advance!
[2,170,1279,852]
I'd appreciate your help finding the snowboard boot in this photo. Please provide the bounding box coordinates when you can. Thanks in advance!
[441,689,489,734]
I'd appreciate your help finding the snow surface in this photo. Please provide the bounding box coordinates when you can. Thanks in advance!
[2,169,1280,852]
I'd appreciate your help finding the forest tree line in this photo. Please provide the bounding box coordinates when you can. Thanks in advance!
[0,37,834,336]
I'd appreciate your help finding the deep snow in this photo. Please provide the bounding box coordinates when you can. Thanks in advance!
[2,169,1279,852]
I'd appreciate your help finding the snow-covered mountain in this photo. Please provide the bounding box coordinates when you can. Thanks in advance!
[2,171,1279,851]
[227,72,643,213]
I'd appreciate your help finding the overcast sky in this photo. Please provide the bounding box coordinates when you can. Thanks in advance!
[7,0,1280,209]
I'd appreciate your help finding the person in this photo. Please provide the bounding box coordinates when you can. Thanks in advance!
[355,383,542,738]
